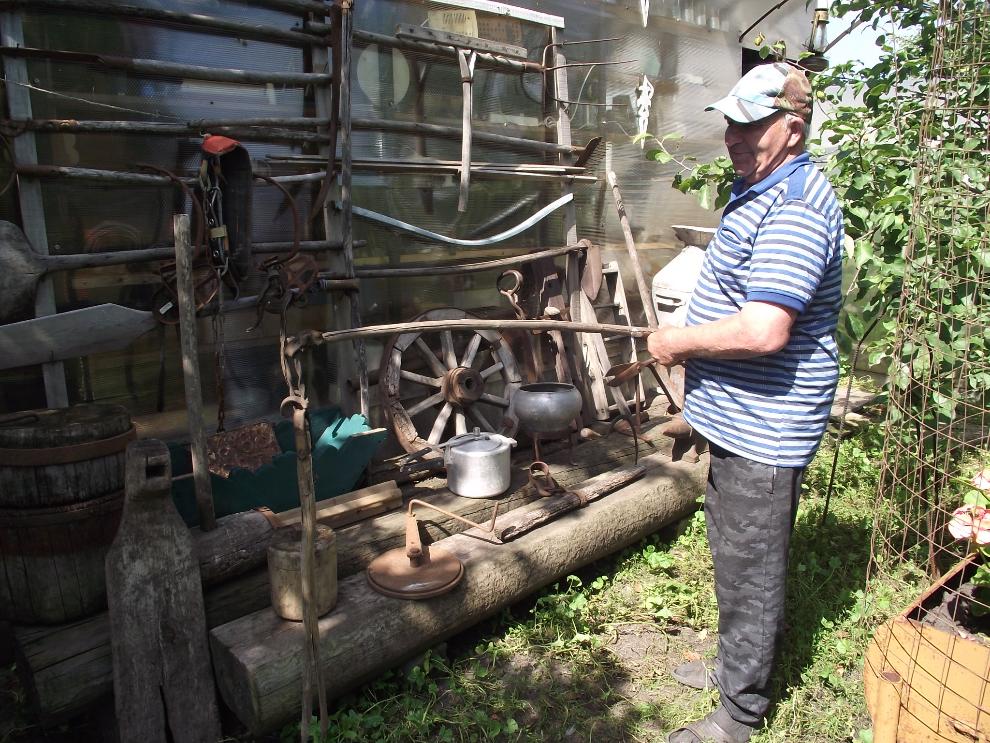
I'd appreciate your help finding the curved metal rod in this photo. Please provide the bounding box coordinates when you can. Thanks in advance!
[351,193,574,247]
[408,498,501,543]
[325,242,588,280]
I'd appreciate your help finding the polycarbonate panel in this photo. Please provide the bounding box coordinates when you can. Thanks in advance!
[0,0,816,430]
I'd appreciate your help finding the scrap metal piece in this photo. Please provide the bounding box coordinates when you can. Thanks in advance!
[350,193,573,247]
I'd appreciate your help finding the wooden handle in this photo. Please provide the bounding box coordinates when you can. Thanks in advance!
[405,513,424,565]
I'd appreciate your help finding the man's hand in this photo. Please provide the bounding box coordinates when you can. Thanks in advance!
[647,326,681,366]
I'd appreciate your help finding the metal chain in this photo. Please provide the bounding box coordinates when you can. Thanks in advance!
[212,272,227,433]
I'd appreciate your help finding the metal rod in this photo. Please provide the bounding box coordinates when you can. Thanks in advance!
[271,155,587,173]
[0,0,328,46]
[340,1,368,420]
[288,319,653,354]
[0,47,331,86]
[608,171,658,328]
[352,117,586,156]
[322,242,589,279]
[232,0,331,15]
[352,29,541,74]
[352,193,573,247]
[543,59,639,72]
[407,498,501,540]
[466,193,538,237]
[173,214,216,532]
[457,49,477,213]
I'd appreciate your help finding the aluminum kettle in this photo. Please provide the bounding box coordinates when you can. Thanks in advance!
[442,428,516,499]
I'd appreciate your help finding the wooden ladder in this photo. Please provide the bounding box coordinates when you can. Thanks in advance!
[575,261,645,421]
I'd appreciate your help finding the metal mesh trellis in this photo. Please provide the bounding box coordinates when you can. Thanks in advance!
[865,1,990,740]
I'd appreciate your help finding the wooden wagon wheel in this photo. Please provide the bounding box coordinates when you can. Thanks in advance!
[380,308,523,453]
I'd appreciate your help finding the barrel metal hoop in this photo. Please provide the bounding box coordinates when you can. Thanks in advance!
[0,427,137,466]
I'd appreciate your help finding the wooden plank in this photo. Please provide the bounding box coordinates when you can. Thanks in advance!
[0,11,67,406]
[428,0,564,28]
[173,215,216,532]
[105,440,220,743]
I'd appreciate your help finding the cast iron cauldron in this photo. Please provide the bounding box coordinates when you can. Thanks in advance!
[511,382,582,435]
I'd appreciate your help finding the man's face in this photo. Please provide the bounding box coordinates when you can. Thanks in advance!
[724,112,801,185]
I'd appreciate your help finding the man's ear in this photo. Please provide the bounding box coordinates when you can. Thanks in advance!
[785,114,806,148]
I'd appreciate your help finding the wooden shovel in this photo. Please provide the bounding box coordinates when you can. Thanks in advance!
[0,220,174,323]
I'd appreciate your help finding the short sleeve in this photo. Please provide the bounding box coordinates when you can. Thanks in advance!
[746,199,830,313]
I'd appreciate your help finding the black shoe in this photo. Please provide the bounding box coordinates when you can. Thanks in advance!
[667,705,755,743]
[671,659,715,690]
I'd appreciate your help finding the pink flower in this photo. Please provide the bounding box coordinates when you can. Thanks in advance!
[973,469,990,492]
[948,505,990,546]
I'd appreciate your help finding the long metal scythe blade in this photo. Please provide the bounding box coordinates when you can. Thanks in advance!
[0,297,257,371]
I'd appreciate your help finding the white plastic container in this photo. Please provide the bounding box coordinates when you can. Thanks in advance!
[652,244,707,328]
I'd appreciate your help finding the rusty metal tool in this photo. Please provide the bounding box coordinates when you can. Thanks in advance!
[456,48,478,212]
[498,269,541,380]
[365,499,500,600]
[604,358,683,412]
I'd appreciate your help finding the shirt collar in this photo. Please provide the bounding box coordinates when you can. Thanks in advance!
[726,152,811,209]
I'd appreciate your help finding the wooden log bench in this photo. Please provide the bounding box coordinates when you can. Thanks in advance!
[210,451,705,734]
[13,410,694,725]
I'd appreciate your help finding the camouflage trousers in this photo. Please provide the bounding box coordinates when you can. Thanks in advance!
[706,442,804,727]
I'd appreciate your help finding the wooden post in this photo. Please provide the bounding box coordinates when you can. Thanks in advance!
[0,12,68,407]
[173,214,216,531]
[608,171,659,329]
[105,439,221,743]
[292,407,328,741]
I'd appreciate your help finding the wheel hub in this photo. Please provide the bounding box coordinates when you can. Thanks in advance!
[442,366,484,407]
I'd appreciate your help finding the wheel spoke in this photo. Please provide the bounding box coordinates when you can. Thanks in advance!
[460,334,482,368]
[407,391,445,417]
[415,337,448,377]
[468,405,495,432]
[480,361,505,379]
[440,331,458,369]
[400,370,442,388]
[470,342,494,371]
[454,411,467,435]
[428,403,453,444]
[479,393,510,409]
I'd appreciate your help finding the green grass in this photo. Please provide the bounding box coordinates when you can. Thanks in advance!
[286,422,926,743]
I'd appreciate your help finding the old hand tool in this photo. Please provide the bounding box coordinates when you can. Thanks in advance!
[604,358,684,413]
[0,220,174,323]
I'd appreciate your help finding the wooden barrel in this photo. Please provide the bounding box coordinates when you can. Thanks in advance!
[0,405,133,508]
[0,404,133,624]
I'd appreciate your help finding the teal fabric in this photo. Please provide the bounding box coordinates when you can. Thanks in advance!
[169,408,386,527]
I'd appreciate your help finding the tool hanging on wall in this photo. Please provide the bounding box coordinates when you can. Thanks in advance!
[456,48,477,213]
[250,174,319,330]
[198,134,253,285]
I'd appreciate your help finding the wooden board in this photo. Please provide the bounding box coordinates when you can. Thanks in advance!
[105,440,220,742]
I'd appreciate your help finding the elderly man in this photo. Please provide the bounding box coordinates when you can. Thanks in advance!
[648,63,844,743]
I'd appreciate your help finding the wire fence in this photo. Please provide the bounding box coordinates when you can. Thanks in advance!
[866,2,990,740]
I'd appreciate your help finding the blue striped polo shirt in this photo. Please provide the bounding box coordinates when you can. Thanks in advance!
[682,153,844,467]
